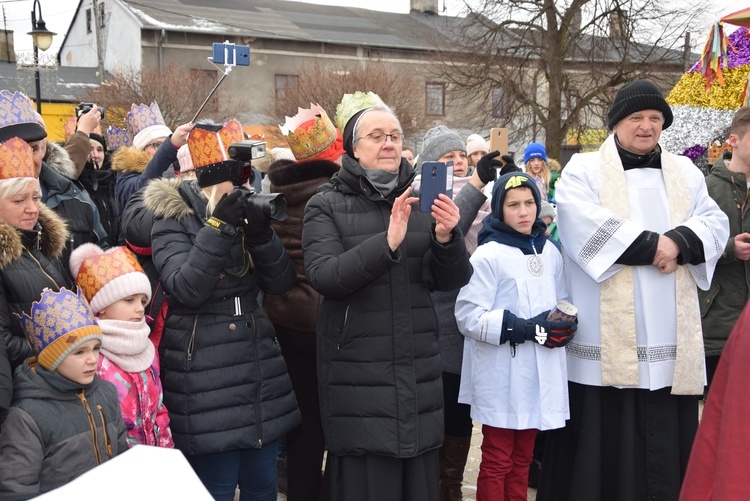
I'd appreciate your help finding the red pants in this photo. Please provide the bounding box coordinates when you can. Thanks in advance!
[477,425,538,501]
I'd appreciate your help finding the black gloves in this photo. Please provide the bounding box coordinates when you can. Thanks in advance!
[476,151,505,184]
[241,197,273,244]
[500,310,577,349]
[499,155,521,176]
[209,190,244,228]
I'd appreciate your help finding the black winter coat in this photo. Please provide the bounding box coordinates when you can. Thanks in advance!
[302,156,473,458]
[144,179,299,456]
[0,206,74,417]
[78,161,120,248]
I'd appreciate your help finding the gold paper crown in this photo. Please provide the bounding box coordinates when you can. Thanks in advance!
[280,104,337,161]
[76,246,145,306]
[126,102,166,137]
[0,137,36,180]
[708,140,732,165]
[16,288,102,371]
[0,91,39,129]
[188,119,244,169]
[334,91,385,132]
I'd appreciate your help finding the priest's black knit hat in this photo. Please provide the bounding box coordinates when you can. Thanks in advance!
[607,80,673,131]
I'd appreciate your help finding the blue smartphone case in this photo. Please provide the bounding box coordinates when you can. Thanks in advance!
[420,161,453,212]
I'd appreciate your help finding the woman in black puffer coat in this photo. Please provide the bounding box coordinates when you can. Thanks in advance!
[143,121,299,501]
[0,139,74,422]
[302,104,472,501]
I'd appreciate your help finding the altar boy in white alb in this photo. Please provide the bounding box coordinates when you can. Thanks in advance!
[536,80,729,501]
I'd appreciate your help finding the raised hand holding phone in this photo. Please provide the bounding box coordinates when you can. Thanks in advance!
[419,161,454,213]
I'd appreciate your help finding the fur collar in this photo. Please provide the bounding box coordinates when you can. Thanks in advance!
[111,146,151,174]
[142,178,195,222]
[44,142,77,179]
[268,158,340,187]
[0,205,68,268]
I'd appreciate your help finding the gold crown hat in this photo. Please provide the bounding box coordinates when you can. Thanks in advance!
[16,288,103,372]
[69,244,152,315]
[0,137,37,180]
[280,104,338,161]
[334,91,386,132]
[0,90,47,143]
[126,102,173,150]
[188,119,244,169]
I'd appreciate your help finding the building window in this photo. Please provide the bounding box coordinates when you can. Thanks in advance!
[190,70,218,112]
[86,9,92,34]
[98,3,106,28]
[491,87,507,118]
[275,74,299,113]
[426,83,445,116]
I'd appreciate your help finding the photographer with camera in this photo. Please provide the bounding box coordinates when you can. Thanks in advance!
[142,119,299,501]
[59,103,104,178]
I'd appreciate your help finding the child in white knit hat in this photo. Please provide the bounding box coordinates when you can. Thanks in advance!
[70,243,174,448]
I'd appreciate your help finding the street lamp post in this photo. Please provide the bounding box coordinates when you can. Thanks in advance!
[28,0,56,114]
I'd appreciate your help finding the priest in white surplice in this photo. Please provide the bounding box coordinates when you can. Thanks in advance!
[536,80,729,501]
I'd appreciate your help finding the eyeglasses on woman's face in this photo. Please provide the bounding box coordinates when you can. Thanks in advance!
[356,132,404,145]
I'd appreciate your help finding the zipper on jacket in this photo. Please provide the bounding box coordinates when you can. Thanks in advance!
[23,249,61,289]
[77,391,102,465]
[97,404,113,458]
[248,314,263,448]
[336,305,350,353]
[187,316,198,362]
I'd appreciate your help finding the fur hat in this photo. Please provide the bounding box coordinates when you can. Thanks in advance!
[16,288,103,371]
[466,134,489,156]
[490,172,542,222]
[524,142,548,164]
[420,126,465,167]
[69,244,152,315]
[607,80,673,131]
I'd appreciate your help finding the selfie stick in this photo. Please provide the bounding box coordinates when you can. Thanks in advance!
[191,41,250,124]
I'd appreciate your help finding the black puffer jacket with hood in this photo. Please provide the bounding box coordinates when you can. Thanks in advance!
[0,205,74,419]
[302,156,473,457]
[143,178,299,456]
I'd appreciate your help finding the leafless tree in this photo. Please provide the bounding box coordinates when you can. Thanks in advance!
[267,60,426,139]
[435,0,709,159]
[79,63,241,130]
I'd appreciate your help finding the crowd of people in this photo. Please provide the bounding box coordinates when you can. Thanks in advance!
[0,77,747,501]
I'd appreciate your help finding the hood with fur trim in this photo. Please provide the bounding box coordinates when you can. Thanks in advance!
[0,205,68,269]
[142,177,194,223]
[44,141,77,179]
[111,146,151,175]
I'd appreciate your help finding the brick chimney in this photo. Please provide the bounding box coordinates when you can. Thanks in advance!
[0,30,15,63]
[411,0,439,14]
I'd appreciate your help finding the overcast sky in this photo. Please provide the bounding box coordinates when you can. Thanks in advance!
[1,0,745,57]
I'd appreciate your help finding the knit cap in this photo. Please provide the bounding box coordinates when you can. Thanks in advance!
[69,244,152,315]
[524,142,548,164]
[607,79,673,131]
[420,126,465,168]
[466,134,489,156]
[490,172,542,222]
[16,288,103,372]
[176,144,194,174]
[89,133,107,151]
[539,201,555,221]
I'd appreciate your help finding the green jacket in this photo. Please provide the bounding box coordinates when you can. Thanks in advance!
[700,157,750,356]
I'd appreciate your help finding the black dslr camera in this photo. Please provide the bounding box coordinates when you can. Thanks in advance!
[227,141,287,222]
[77,103,105,121]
